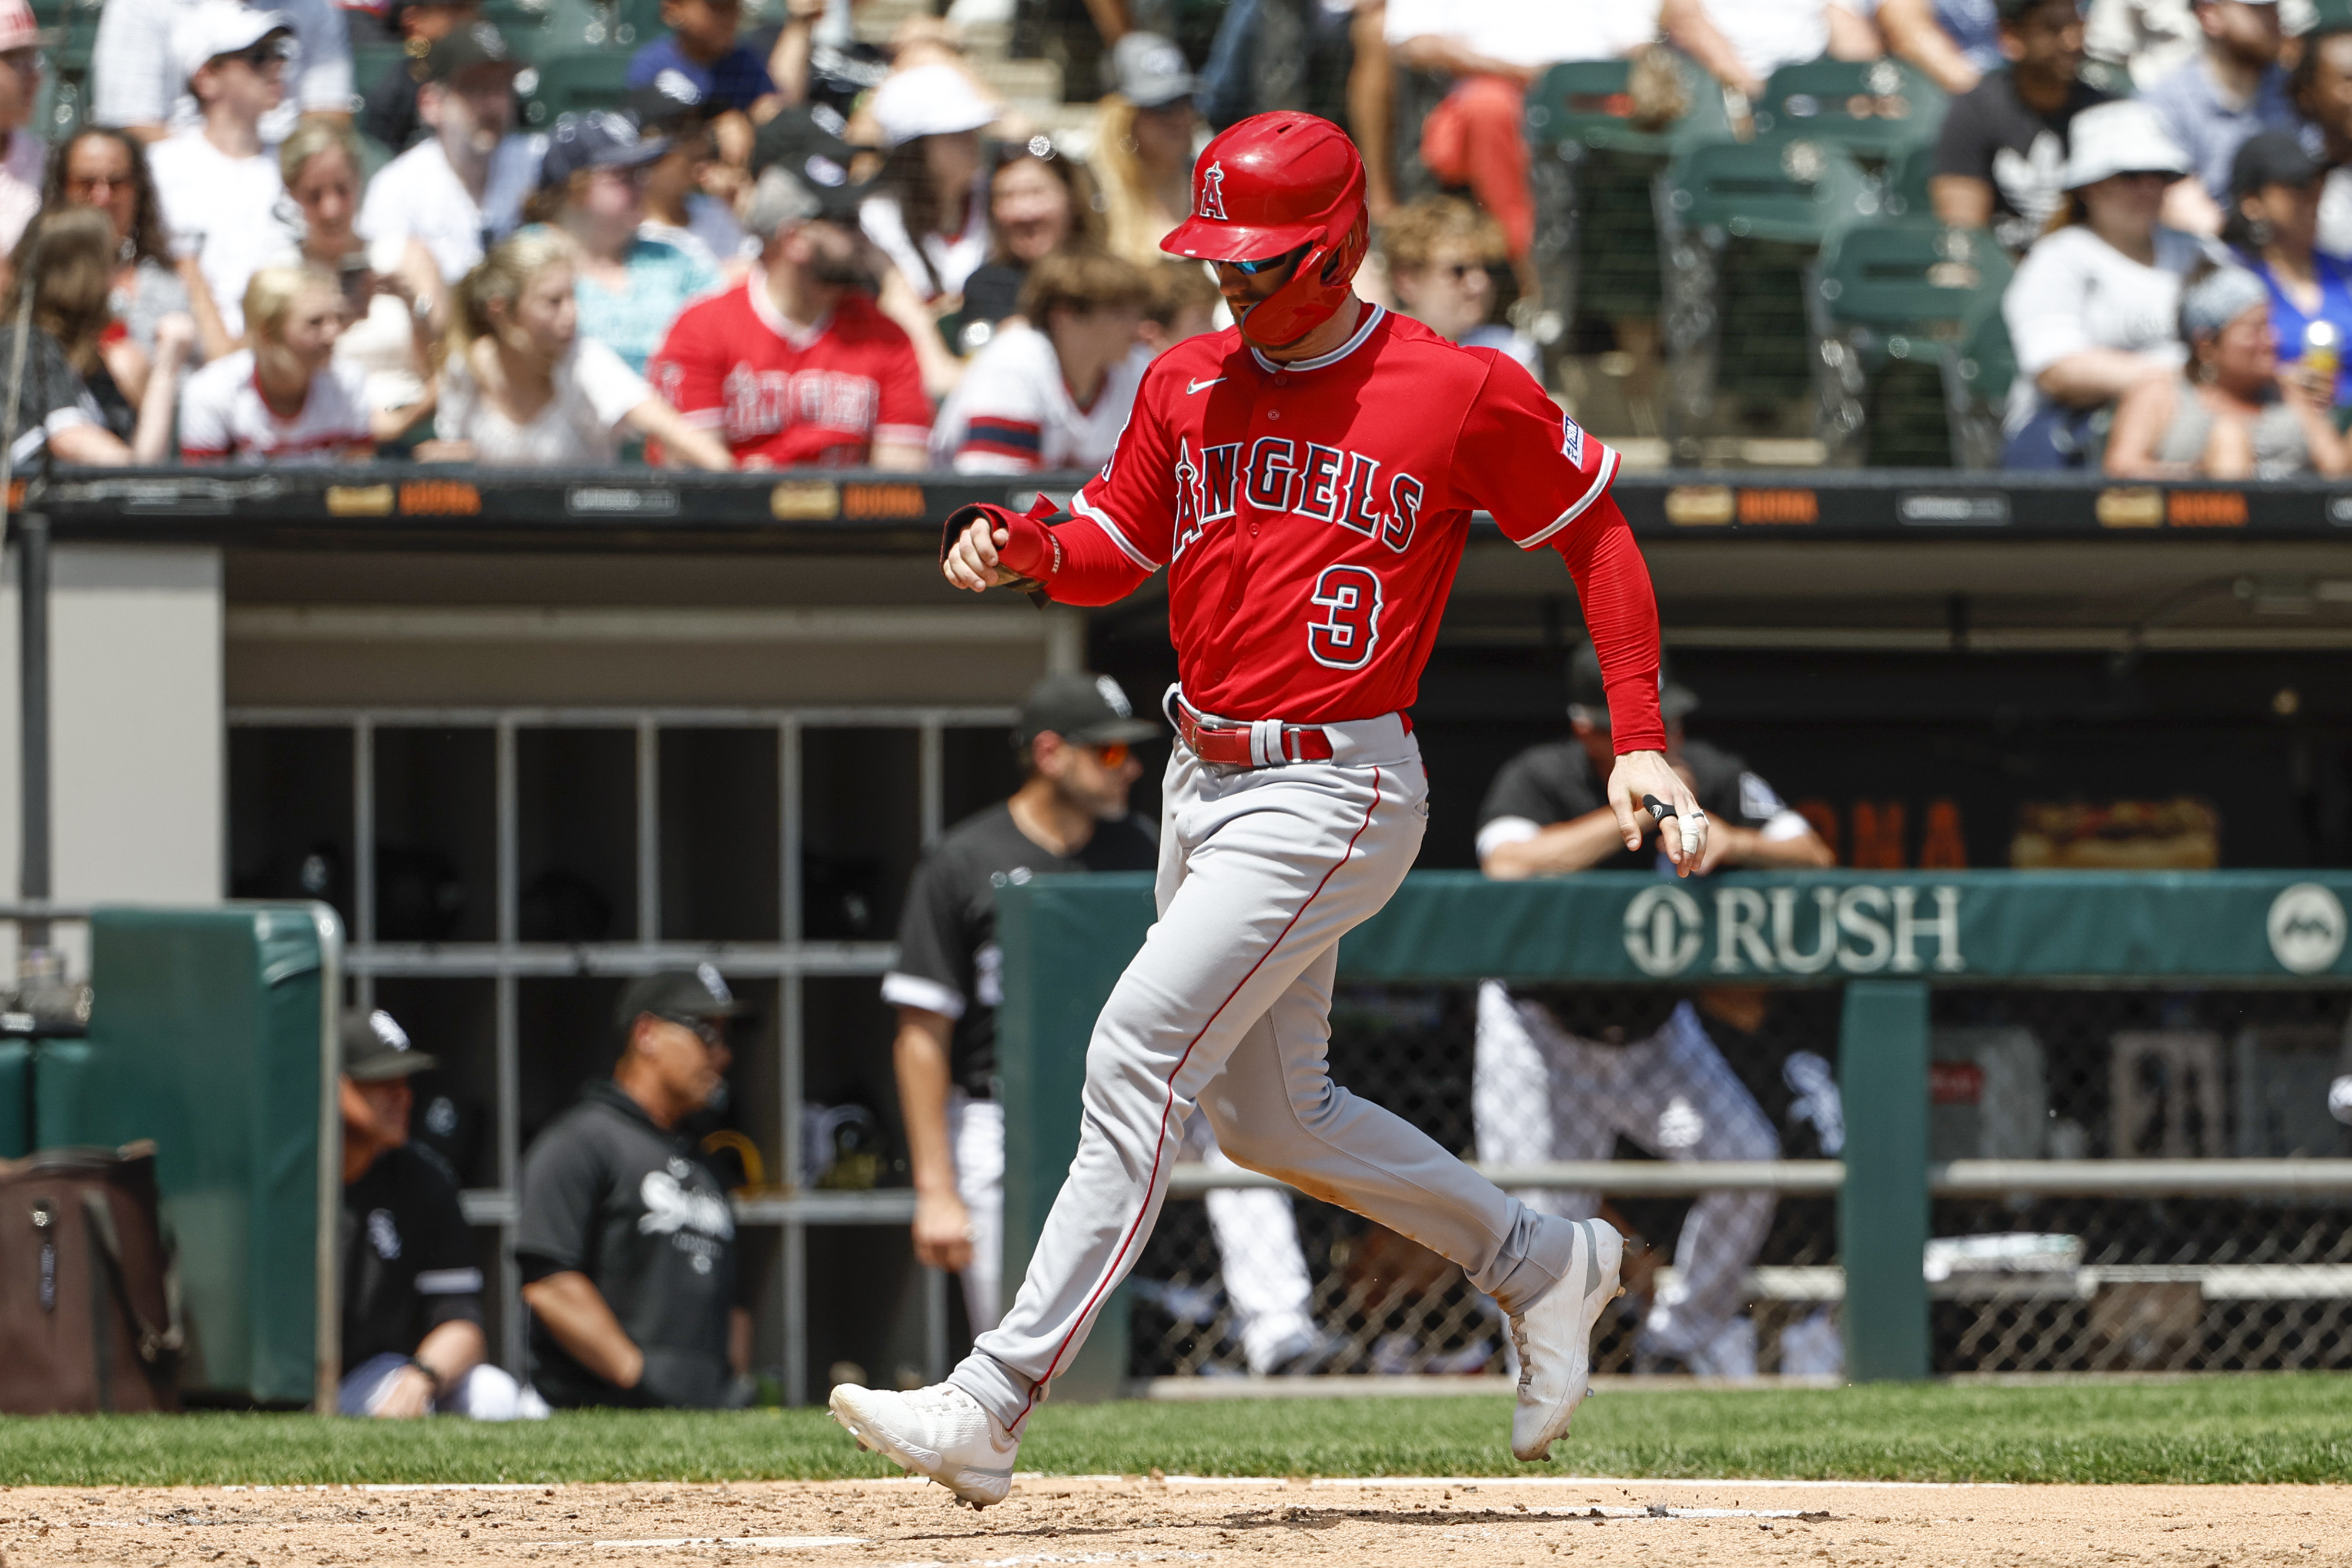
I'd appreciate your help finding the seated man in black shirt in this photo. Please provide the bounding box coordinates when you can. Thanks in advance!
[1473,643,1834,1378]
[517,969,752,1409]
[1932,0,2112,252]
[339,1007,536,1418]
[883,674,1335,1374]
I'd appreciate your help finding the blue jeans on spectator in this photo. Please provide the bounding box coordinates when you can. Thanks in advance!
[2004,404,2106,469]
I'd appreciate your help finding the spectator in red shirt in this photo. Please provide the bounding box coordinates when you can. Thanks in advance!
[647,160,929,469]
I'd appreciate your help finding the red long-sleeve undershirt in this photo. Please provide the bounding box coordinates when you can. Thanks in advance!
[994,493,1665,754]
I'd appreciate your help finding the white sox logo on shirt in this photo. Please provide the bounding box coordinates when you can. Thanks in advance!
[1198,162,1228,220]
[1169,435,1425,561]
[1306,565,1382,670]
[639,1162,735,1241]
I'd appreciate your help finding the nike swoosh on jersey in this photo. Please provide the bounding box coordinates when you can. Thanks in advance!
[1186,377,1227,394]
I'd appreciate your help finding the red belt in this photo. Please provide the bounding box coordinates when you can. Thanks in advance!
[1174,707,1335,767]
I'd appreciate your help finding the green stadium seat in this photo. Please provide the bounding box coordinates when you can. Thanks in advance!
[1750,57,1947,165]
[1655,135,1875,460]
[34,0,103,140]
[614,0,667,49]
[522,49,634,126]
[1524,53,1734,351]
[1809,219,2013,465]
[1941,297,2017,469]
[1882,141,1937,220]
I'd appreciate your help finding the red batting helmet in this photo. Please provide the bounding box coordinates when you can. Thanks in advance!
[1160,111,1368,348]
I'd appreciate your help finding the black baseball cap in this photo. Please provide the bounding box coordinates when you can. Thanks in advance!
[1568,639,1698,728]
[417,19,520,84]
[627,73,721,135]
[2231,129,2321,198]
[750,105,868,213]
[539,109,669,192]
[615,965,744,1032]
[342,1007,439,1082]
[1018,672,1161,748]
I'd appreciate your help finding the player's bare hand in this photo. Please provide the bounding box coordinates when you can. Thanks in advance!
[1608,749,1706,875]
[913,1190,975,1272]
[942,516,1022,593]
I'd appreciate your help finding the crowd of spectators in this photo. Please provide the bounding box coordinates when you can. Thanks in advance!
[0,0,2344,477]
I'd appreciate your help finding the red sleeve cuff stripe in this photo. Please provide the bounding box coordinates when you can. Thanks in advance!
[1515,444,1621,549]
[1071,490,1163,570]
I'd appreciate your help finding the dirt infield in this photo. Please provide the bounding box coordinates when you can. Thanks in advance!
[4,1476,2344,1567]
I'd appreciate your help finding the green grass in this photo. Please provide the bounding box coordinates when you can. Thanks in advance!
[2,1379,2347,1488]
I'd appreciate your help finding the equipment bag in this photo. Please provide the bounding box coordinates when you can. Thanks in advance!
[0,1141,183,1412]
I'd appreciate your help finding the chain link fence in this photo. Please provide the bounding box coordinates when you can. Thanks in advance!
[1124,984,2352,1380]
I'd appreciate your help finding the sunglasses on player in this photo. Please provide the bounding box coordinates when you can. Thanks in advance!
[1221,246,1305,276]
[1088,741,1132,768]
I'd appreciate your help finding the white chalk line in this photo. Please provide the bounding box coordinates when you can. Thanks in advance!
[527,1536,867,1550]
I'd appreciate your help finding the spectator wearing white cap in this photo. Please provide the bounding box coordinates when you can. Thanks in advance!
[858,60,999,396]
[860,62,998,301]
[356,22,544,289]
[2137,0,2304,234]
[0,0,42,256]
[2002,98,2214,466]
[92,0,352,145]
[524,111,720,374]
[144,4,299,345]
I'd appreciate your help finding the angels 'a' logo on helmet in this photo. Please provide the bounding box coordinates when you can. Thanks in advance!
[1198,161,1228,220]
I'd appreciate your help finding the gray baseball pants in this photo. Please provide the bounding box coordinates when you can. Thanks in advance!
[950,709,1578,1435]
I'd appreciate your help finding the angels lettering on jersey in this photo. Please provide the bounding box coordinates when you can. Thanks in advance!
[719,365,881,444]
[1167,433,1426,564]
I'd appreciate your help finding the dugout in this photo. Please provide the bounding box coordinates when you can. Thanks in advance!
[4,465,2349,1399]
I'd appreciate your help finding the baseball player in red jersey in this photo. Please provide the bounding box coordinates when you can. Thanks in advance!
[829,111,1706,1503]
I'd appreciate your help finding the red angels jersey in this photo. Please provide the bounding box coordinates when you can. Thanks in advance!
[647,278,931,467]
[1071,306,1619,724]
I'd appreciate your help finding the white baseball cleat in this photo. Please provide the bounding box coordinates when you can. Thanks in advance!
[1508,1217,1625,1462]
[827,1381,1019,1507]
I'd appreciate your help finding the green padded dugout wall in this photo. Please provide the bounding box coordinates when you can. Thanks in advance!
[997,870,2352,1386]
[35,905,341,1407]
[0,1041,28,1159]
[996,873,1158,1400]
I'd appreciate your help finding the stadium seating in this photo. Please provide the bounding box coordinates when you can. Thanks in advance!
[1943,297,2018,469]
[1656,135,1875,459]
[523,50,636,126]
[1749,57,1947,166]
[1808,219,2012,465]
[1524,55,1733,357]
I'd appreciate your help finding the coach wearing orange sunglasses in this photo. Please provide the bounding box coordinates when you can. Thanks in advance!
[882,672,1160,1339]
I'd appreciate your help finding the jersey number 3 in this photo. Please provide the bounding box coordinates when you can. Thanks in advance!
[1307,564,1382,671]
